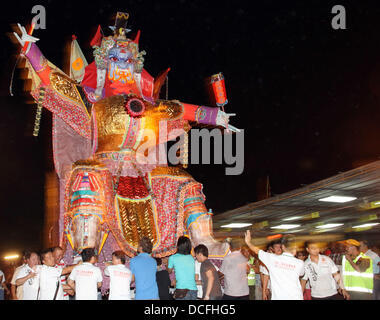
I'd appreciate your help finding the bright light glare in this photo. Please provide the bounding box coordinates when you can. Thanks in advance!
[318,196,357,203]
[352,223,380,229]
[270,224,300,230]
[282,216,302,221]
[4,254,19,260]
[316,223,344,229]
[221,223,252,228]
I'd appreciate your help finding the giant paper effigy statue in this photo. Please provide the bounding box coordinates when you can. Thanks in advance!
[13,12,238,262]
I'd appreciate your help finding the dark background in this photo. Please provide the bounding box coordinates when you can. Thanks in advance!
[1,0,380,256]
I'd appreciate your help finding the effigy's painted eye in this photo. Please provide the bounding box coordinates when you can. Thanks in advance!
[110,56,118,62]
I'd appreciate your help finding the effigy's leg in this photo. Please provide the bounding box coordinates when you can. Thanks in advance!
[148,167,228,258]
[183,183,229,258]
[63,160,113,254]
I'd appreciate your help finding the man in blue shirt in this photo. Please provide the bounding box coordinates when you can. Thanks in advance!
[130,237,159,300]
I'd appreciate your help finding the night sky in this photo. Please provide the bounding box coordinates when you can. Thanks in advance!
[1,0,380,255]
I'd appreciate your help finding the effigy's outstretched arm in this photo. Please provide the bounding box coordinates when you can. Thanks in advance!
[13,24,91,139]
[14,23,52,85]
[182,102,240,132]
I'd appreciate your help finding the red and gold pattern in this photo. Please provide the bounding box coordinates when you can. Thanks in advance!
[31,85,91,139]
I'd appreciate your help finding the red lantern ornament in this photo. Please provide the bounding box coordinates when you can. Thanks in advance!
[210,72,228,107]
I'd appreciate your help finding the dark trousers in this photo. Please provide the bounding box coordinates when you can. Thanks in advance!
[249,285,255,300]
[311,293,344,300]
[374,278,380,300]
[347,291,373,300]
[222,294,250,300]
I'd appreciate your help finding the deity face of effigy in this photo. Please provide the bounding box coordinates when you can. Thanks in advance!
[107,45,136,84]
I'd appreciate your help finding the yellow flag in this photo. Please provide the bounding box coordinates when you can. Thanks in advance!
[70,36,88,83]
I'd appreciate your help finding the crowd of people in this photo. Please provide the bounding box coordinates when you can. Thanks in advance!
[0,233,379,300]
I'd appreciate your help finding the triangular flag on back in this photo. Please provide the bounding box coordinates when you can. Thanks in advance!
[153,68,170,100]
[90,25,103,47]
[70,35,88,83]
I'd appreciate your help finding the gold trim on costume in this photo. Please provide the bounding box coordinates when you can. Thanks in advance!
[50,72,83,106]
[151,166,192,178]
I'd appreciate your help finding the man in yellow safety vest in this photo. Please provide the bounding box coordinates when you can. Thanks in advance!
[341,239,373,300]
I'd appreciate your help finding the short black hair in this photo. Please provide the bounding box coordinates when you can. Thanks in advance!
[272,239,282,246]
[81,248,97,262]
[177,236,192,255]
[360,240,370,248]
[25,251,38,260]
[194,244,209,257]
[155,257,162,266]
[112,250,126,264]
[305,240,319,248]
[40,248,53,263]
[139,237,153,254]
[280,235,297,249]
[22,250,31,259]
[229,238,243,251]
[296,250,307,257]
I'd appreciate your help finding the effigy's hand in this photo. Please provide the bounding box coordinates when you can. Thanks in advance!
[216,109,241,132]
[13,23,39,47]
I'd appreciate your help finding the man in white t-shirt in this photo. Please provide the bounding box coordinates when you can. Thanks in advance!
[104,250,132,300]
[15,252,41,300]
[52,246,73,299]
[10,251,28,300]
[301,241,348,300]
[67,248,102,300]
[260,240,283,300]
[38,249,78,300]
[260,262,271,298]
[245,231,305,300]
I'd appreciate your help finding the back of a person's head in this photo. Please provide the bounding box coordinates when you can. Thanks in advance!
[112,250,126,264]
[229,238,243,251]
[81,248,96,262]
[155,257,162,266]
[139,237,153,254]
[194,244,209,257]
[361,240,369,248]
[177,236,192,255]
[280,235,297,250]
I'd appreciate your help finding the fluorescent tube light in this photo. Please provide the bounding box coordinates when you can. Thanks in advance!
[352,223,379,229]
[283,216,302,221]
[270,224,300,230]
[220,223,252,228]
[318,196,357,203]
[316,223,343,229]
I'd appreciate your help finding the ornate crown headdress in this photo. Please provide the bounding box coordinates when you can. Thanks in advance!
[92,12,146,73]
